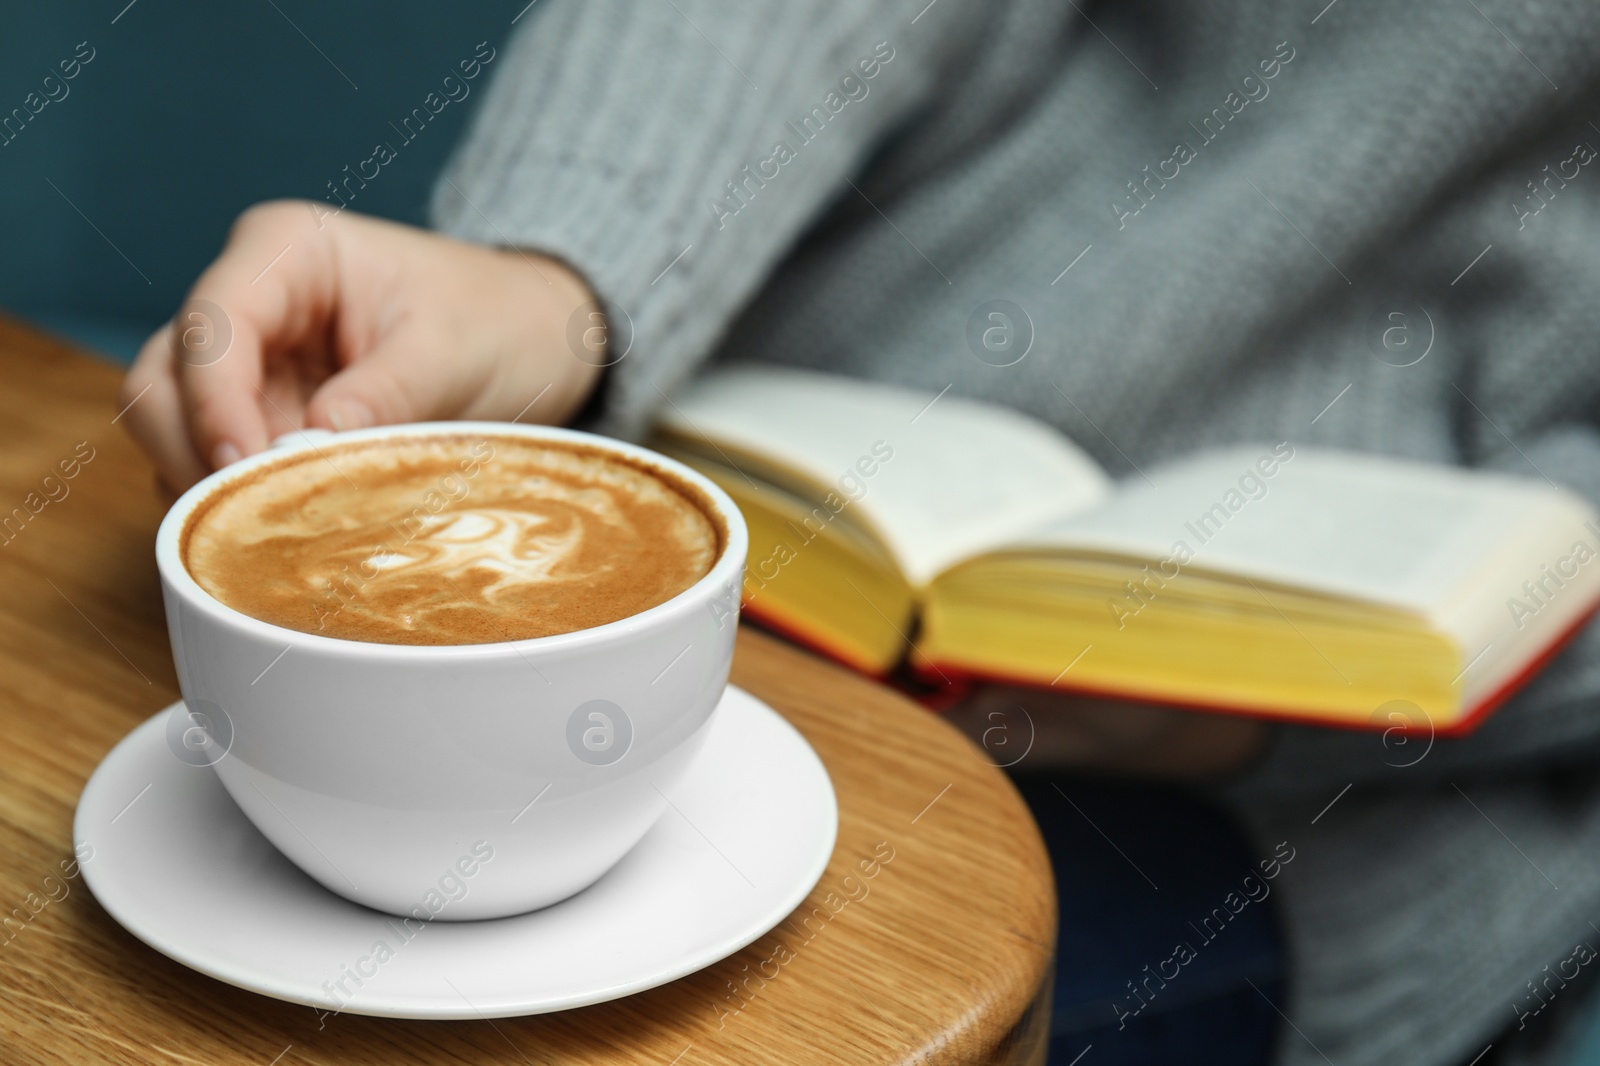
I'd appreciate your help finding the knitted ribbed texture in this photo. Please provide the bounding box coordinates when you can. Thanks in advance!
[433,2,1600,1062]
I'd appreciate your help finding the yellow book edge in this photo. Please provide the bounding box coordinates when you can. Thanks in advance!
[652,432,913,675]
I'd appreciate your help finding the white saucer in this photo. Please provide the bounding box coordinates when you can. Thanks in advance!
[75,686,836,1019]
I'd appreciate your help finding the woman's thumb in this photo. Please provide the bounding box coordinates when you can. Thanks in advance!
[304,337,466,432]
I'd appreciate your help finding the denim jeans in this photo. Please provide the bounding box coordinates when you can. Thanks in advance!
[1010,774,1284,1065]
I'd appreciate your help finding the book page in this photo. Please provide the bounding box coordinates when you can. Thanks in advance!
[1017,445,1600,655]
[659,367,1111,586]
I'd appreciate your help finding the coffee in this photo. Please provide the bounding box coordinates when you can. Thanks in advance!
[183,435,722,645]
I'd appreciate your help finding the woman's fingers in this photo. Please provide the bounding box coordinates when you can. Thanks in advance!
[946,684,1271,780]
[175,201,338,469]
[304,325,472,432]
[119,323,211,492]
[118,203,607,495]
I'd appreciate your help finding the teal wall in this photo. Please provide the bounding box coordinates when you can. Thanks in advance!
[0,2,526,362]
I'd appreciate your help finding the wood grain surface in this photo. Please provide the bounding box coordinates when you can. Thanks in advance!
[0,316,1056,1065]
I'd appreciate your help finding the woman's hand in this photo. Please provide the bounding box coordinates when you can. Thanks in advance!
[119,201,602,494]
[945,684,1272,780]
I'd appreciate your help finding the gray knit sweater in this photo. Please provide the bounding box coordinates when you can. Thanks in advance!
[434,1,1600,1062]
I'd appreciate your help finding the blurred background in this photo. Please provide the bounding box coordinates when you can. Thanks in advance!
[0,1,522,363]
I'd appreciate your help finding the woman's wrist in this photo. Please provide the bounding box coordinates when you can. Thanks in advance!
[501,248,607,423]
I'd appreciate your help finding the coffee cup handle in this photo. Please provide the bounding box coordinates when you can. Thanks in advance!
[268,428,336,451]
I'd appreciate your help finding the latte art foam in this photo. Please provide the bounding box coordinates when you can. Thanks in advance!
[183,436,721,645]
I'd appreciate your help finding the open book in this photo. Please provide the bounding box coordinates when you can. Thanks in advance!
[653,367,1600,733]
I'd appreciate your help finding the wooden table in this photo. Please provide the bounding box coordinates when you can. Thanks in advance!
[0,316,1056,1065]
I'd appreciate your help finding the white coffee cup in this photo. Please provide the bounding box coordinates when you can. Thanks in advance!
[155,421,747,920]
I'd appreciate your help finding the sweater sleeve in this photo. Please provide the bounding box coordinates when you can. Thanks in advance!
[430,0,984,438]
